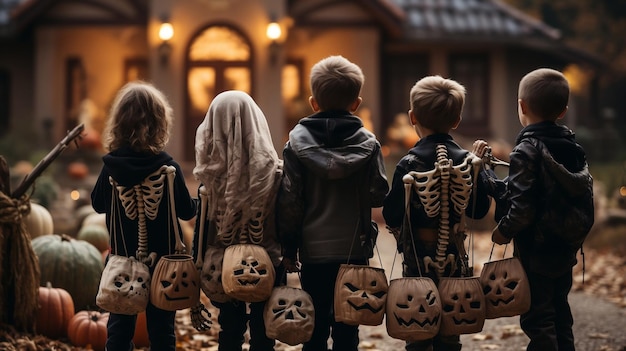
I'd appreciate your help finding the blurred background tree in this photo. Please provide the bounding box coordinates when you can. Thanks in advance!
[504,0,626,74]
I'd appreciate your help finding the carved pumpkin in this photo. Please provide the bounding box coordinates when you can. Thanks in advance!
[439,277,486,336]
[67,310,109,351]
[264,286,315,345]
[77,224,110,252]
[386,277,441,341]
[222,244,275,302]
[334,264,388,326]
[479,257,531,319]
[32,234,104,312]
[35,282,75,339]
[150,254,200,311]
[96,255,151,315]
[201,246,231,303]
[24,202,54,239]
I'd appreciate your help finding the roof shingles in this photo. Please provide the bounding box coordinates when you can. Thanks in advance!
[394,0,559,39]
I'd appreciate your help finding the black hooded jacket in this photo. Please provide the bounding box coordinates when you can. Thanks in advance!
[91,146,198,262]
[277,111,389,264]
[496,121,594,277]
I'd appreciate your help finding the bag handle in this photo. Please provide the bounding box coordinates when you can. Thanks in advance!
[195,185,208,268]
[108,176,130,257]
[164,166,187,254]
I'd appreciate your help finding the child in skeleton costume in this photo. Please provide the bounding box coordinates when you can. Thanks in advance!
[91,81,198,351]
[487,68,593,351]
[193,90,283,351]
[382,76,493,351]
[277,56,389,351]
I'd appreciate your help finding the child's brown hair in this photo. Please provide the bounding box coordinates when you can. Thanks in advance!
[104,81,173,154]
[518,68,569,121]
[410,75,466,133]
[310,55,364,111]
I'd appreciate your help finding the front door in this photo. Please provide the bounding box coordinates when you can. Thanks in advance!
[185,24,253,161]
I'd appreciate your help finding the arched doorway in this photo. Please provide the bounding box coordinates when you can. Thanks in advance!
[184,24,253,161]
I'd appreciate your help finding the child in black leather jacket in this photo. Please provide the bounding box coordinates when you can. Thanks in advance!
[485,68,594,351]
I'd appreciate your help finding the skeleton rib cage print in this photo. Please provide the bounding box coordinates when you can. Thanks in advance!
[402,143,482,277]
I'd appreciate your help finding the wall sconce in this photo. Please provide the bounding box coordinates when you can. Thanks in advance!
[266,17,282,65]
[158,20,174,65]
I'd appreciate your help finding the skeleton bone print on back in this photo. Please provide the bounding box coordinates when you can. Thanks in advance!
[404,144,480,276]
[110,165,175,266]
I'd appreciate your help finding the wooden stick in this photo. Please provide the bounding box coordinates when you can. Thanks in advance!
[11,123,85,199]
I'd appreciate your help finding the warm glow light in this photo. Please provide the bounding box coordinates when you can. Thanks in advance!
[159,22,174,41]
[620,186,626,197]
[70,190,80,201]
[266,22,281,41]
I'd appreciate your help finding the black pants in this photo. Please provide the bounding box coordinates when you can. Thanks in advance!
[211,299,275,351]
[106,302,176,351]
[300,261,364,351]
[521,270,575,351]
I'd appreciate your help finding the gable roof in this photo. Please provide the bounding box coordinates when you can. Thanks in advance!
[1,0,147,37]
[288,0,406,38]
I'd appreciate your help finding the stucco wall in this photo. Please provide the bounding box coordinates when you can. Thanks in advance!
[34,26,148,144]
[285,27,381,138]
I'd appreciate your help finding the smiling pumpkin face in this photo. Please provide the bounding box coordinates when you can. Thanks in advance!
[386,277,441,341]
[479,257,531,319]
[438,277,486,336]
[150,254,200,311]
[222,244,275,302]
[334,264,388,326]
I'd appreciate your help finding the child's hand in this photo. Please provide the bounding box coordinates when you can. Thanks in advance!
[491,227,511,245]
[472,139,490,158]
[281,256,301,273]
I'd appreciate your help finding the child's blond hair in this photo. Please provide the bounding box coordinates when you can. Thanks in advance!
[310,55,364,111]
[103,81,173,154]
[518,68,569,121]
[410,75,465,133]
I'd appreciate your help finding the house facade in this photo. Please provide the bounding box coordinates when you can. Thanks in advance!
[0,0,603,166]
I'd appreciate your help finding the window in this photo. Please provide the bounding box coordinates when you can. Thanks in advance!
[448,55,489,136]
[184,25,253,161]
[65,58,87,132]
[282,59,307,135]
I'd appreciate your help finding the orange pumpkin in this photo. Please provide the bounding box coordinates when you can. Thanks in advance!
[35,282,75,339]
[67,310,109,351]
[67,162,89,180]
[133,311,149,347]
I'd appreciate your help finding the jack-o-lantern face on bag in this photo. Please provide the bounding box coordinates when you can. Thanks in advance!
[201,246,231,303]
[222,244,275,302]
[97,255,151,315]
[264,286,315,346]
[150,254,201,311]
[386,277,441,341]
[479,257,531,319]
[334,264,388,326]
[439,277,486,336]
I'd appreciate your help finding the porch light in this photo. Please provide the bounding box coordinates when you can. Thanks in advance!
[266,21,282,41]
[158,21,174,65]
[159,22,174,41]
[266,17,282,65]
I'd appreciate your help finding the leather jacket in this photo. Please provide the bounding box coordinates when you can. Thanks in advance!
[277,111,389,264]
[496,121,593,277]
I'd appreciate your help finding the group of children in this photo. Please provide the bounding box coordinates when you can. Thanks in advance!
[92,54,592,351]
